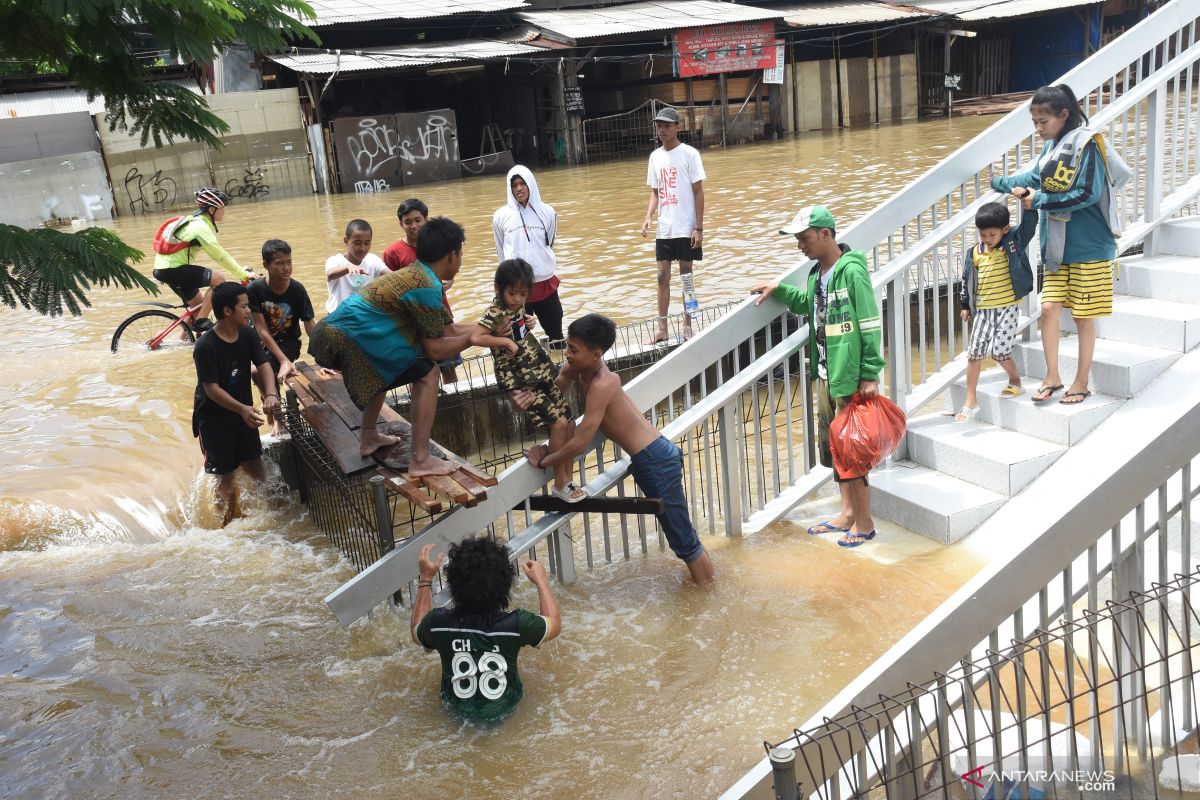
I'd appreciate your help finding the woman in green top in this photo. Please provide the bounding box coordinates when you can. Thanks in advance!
[152,188,256,329]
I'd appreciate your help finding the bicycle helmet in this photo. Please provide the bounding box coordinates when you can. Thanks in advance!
[195,188,230,209]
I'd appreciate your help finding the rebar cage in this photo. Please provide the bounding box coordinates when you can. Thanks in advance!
[766,568,1200,800]
[277,304,760,573]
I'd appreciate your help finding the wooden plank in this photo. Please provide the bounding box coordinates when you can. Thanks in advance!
[415,473,474,506]
[295,361,362,431]
[451,461,498,487]
[518,495,664,515]
[300,404,376,474]
[377,407,496,485]
[450,469,488,501]
[284,375,319,408]
[375,468,444,513]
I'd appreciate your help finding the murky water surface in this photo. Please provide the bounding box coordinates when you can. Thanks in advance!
[0,116,993,799]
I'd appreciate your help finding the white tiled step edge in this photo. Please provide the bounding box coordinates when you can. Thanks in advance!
[1061,295,1200,352]
[870,460,1006,544]
[1012,336,1180,398]
[946,370,1121,445]
[1155,216,1200,258]
[906,415,1067,495]
[1115,254,1200,304]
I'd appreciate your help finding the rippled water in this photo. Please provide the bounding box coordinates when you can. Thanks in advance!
[0,114,994,799]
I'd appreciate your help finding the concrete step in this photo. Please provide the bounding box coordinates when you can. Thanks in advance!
[946,370,1121,445]
[1115,254,1200,304]
[1060,295,1200,352]
[1012,336,1180,398]
[1155,217,1200,258]
[906,414,1066,495]
[870,460,1007,544]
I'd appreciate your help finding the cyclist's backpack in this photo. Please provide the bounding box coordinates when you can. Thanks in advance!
[152,215,192,255]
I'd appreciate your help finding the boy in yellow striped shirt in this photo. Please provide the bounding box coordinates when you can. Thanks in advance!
[956,202,1037,421]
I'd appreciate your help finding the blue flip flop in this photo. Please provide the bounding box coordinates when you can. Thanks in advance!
[807,521,848,535]
[837,530,877,548]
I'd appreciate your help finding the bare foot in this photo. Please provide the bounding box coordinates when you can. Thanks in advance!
[408,454,457,477]
[359,431,400,457]
[681,324,695,341]
[269,421,284,437]
[645,323,669,346]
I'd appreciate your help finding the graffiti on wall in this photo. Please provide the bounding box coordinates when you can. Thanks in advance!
[354,179,391,194]
[335,110,461,191]
[224,167,271,200]
[123,166,177,215]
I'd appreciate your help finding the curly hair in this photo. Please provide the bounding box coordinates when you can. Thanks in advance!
[446,536,515,616]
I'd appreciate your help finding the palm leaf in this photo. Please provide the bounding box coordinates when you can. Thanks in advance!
[0,225,156,317]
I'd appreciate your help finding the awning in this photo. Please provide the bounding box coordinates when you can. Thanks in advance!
[304,0,528,26]
[268,39,545,75]
[517,0,781,42]
[775,1,931,27]
[908,0,1105,21]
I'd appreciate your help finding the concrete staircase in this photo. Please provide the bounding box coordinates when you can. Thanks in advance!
[872,218,1200,543]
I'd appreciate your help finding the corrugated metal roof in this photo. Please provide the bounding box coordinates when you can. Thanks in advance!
[909,0,1104,21]
[305,0,528,25]
[0,82,199,119]
[269,40,545,75]
[517,1,782,42]
[775,1,930,27]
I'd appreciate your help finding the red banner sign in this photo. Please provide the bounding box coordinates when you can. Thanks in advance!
[676,21,777,78]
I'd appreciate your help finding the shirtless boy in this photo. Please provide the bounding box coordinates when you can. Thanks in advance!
[524,313,715,584]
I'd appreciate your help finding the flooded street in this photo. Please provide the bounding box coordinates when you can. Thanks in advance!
[1,116,993,799]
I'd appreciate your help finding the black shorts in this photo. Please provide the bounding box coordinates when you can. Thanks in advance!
[153,265,213,304]
[198,418,262,475]
[655,237,702,263]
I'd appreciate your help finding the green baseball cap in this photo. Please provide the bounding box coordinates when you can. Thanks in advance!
[780,205,836,235]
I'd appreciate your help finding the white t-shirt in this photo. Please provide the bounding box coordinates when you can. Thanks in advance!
[647,142,706,240]
[324,252,389,313]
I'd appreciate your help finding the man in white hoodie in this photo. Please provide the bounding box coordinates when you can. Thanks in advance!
[493,166,563,346]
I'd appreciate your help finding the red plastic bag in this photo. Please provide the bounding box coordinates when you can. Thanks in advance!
[829,393,907,480]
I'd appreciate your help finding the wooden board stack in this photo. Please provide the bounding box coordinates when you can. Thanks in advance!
[284,361,497,513]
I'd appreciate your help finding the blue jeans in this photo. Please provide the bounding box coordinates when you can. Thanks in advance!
[629,436,705,563]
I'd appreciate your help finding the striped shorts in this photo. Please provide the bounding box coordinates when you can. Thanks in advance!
[1042,259,1114,319]
[966,304,1020,361]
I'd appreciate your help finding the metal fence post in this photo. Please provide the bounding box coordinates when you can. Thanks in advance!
[551,523,576,584]
[768,747,799,800]
[886,275,909,461]
[718,400,744,536]
[1144,84,1166,255]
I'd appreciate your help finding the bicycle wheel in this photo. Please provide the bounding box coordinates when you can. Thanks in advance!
[110,309,195,353]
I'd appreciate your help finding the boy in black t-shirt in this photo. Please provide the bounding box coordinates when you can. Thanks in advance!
[248,239,316,435]
[193,282,279,526]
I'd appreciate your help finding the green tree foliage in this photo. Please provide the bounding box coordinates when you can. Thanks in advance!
[0,0,318,317]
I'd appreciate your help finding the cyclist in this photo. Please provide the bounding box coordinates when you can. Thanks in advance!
[152,188,256,332]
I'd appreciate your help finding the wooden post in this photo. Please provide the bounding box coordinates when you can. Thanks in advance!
[944,21,953,117]
[685,77,698,144]
[834,29,845,128]
[873,26,881,125]
[788,39,799,133]
[718,72,729,146]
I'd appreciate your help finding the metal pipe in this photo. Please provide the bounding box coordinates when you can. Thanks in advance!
[767,747,798,800]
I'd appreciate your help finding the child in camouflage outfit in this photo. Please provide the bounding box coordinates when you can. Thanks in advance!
[471,259,586,502]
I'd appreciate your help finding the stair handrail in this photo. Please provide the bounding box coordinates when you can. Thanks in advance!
[324,0,1200,628]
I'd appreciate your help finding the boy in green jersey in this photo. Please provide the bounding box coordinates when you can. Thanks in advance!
[412,538,561,723]
[750,205,885,548]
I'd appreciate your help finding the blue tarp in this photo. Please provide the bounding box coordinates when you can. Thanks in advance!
[1009,6,1104,91]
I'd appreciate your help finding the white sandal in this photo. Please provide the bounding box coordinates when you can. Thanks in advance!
[954,405,980,423]
[551,482,588,503]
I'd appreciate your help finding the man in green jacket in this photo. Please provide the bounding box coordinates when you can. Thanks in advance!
[750,205,885,547]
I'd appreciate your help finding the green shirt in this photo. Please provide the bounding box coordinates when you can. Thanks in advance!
[773,247,885,398]
[416,606,549,723]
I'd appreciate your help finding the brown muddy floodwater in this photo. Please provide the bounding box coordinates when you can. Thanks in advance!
[0,116,993,799]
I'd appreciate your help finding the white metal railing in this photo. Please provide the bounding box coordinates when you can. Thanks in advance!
[323,0,1200,631]
[717,0,1200,794]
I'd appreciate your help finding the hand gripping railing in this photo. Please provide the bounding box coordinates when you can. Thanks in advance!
[324,0,1200,628]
